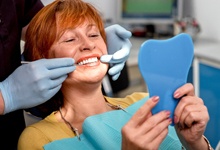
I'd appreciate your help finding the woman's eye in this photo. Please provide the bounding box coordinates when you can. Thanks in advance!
[90,34,99,38]
[65,38,75,42]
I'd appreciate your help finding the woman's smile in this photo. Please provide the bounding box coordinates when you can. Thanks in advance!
[77,57,98,66]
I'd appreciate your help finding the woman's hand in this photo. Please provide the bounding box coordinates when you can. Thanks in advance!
[121,96,172,150]
[173,83,210,150]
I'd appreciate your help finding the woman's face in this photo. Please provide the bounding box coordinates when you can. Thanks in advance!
[49,20,108,84]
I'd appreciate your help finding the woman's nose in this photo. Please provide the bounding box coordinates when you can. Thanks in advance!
[79,37,95,51]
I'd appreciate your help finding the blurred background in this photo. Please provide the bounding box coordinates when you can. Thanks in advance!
[25,0,220,149]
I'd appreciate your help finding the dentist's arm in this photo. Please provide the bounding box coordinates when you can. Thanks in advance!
[0,58,75,114]
[101,24,132,81]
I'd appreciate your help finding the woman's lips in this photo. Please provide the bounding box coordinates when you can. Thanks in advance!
[77,57,99,66]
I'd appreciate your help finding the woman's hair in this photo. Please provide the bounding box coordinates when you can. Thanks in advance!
[24,0,106,118]
[24,0,106,61]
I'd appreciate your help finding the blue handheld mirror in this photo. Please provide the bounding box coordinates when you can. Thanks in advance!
[138,33,194,125]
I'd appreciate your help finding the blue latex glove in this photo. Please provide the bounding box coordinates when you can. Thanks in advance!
[100,24,132,81]
[0,58,75,114]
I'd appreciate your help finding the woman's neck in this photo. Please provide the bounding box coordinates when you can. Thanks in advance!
[58,83,110,127]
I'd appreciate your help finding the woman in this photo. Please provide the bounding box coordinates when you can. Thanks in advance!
[18,0,212,150]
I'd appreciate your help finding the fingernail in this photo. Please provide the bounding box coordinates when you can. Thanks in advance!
[165,110,171,117]
[168,118,172,124]
[152,96,159,102]
[174,92,180,98]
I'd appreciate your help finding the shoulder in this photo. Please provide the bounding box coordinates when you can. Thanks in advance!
[18,119,51,150]
[24,0,44,10]
[23,0,44,26]
[125,92,149,101]
[106,92,149,108]
[18,112,72,150]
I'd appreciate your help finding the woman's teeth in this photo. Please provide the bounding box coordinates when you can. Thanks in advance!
[77,57,98,66]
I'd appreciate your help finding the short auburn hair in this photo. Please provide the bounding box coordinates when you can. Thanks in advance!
[23,0,106,118]
[24,0,106,61]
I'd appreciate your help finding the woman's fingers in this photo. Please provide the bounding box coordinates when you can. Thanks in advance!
[174,83,195,98]
[172,83,210,147]
[177,102,209,128]
[140,110,171,135]
[142,114,172,143]
[121,96,172,150]
[148,126,169,147]
[174,96,204,124]
[127,96,159,127]
[122,111,171,150]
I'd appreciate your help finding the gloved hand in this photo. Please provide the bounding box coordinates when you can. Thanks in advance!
[0,58,75,114]
[100,24,132,81]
